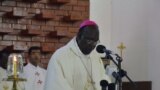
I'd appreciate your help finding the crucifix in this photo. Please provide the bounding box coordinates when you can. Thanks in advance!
[117,42,126,90]
[117,42,126,59]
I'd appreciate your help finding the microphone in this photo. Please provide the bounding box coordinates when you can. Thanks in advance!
[112,72,120,79]
[112,70,127,84]
[112,71,121,84]
[96,45,122,63]
[100,80,108,90]
[96,45,116,55]
[117,69,127,78]
[108,83,116,90]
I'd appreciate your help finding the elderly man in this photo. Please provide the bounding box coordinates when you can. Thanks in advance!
[45,20,111,90]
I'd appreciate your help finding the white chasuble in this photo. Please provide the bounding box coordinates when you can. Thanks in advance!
[24,63,46,90]
[45,38,111,90]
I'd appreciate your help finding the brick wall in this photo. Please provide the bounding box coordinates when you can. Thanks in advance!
[0,0,89,69]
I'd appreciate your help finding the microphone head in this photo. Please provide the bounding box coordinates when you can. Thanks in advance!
[112,72,119,78]
[100,80,108,87]
[118,70,127,77]
[96,45,106,53]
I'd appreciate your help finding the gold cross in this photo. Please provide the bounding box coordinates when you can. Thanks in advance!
[117,42,126,58]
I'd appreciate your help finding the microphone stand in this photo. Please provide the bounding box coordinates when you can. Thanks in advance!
[105,54,136,90]
[116,54,122,90]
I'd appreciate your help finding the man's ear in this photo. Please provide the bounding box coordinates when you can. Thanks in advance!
[76,32,81,41]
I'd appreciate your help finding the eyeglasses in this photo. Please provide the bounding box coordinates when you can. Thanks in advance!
[85,39,100,45]
[80,35,100,45]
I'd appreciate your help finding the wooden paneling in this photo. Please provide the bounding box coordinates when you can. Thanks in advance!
[122,81,152,90]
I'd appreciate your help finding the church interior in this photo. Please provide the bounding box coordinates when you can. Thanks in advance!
[0,0,160,90]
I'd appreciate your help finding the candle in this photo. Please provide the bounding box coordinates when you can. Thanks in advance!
[13,55,17,78]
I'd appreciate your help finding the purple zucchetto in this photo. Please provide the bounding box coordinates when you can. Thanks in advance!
[80,20,98,29]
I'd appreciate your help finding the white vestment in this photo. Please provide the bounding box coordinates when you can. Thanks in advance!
[0,67,25,90]
[45,38,111,90]
[24,63,46,90]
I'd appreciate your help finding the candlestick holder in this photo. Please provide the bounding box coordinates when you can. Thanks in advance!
[3,53,26,90]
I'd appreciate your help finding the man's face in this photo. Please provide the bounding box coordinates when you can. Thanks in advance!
[77,26,99,55]
[29,50,41,66]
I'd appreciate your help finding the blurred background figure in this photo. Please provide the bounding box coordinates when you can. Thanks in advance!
[0,49,10,90]
[24,46,46,90]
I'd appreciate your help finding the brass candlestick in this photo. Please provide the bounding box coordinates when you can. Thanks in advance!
[3,53,26,90]
[3,76,26,90]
